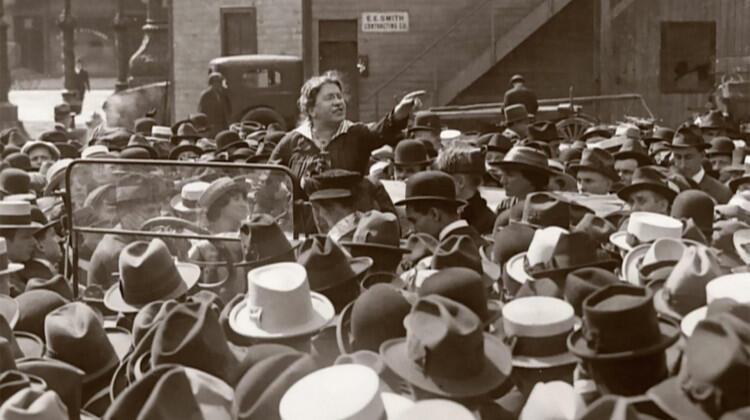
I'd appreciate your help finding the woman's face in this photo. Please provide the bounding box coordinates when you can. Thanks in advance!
[310,83,346,126]
[221,192,250,225]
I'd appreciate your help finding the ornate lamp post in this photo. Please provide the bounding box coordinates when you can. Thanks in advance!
[0,0,17,127]
[58,0,78,106]
[128,0,168,87]
[113,0,129,91]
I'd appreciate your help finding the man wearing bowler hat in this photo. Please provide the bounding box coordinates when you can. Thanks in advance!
[395,170,482,247]
[391,139,431,181]
[669,125,731,204]
[502,104,531,141]
[503,74,538,115]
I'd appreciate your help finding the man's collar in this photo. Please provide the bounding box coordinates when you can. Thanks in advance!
[691,166,705,184]
[438,219,469,242]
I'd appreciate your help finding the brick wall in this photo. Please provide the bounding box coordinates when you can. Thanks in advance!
[171,0,302,121]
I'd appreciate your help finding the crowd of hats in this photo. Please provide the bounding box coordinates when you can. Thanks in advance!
[0,99,749,420]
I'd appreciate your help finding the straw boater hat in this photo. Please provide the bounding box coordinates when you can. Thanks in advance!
[170,181,209,214]
[0,201,42,230]
[228,262,335,340]
[609,212,683,252]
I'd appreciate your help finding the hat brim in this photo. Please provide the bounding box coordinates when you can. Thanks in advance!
[568,163,619,181]
[491,161,552,176]
[394,196,467,207]
[336,300,355,355]
[652,288,686,321]
[14,331,45,358]
[511,351,579,369]
[620,243,650,285]
[102,262,201,313]
[0,294,19,328]
[505,253,534,287]
[609,231,632,252]
[227,291,335,340]
[380,334,512,399]
[169,194,201,214]
[0,262,23,277]
[679,306,706,337]
[617,182,677,203]
[105,326,133,362]
[168,145,203,160]
[318,257,374,291]
[647,376,712,420]
[567,315,680,360]
[393,159,433,168]
[340,241,410,254]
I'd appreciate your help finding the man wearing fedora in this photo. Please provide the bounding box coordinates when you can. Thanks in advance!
[706,136,735,179]
[613,138,652,185]
[88,174,161,289]
[570,148,619,195]
[502,103,531,141]
[669,125,731,204]
[617,166,677,215]
[0,202,41,295]
[491,146,551,226]
[309,187,360,242]
[435,145,495,234]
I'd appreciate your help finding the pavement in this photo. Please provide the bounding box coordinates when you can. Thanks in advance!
[8,88,113,139]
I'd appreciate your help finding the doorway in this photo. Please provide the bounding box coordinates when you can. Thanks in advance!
[318,20,359,120]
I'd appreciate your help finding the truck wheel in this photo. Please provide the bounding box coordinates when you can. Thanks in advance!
[242,108,287,131]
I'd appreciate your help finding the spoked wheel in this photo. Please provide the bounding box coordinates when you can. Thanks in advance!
[556,116,595,141]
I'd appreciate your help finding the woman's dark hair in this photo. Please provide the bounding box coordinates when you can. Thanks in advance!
[206,189,245,223]
[297,71,344,119]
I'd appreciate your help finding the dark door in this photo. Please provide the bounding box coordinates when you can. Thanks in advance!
[319,20,359,120]
[221,7,258,56]
[14,16,45,73]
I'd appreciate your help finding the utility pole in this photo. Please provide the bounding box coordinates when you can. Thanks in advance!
[113,0,129,91]
[58,0,78,107]
[0,0,18,128]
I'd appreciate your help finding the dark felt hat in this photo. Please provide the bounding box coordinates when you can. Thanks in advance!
[236,213,299,270]
[668,125,708,150]
[519,192,570,228]
[336,283,410,355]
[617,166,678,203]
[24,275,74,301]
[215,130,245,152]
[118,146,152,160]
[644,126,675,146]
[232,352,318,420]
[0,168,31,195]
[582,124,613,141]
[569,148,619,181]
[504,104,530,125]
[706,136,735,157]
[393,139,431,167]
[4,152,31,171]
[113,173,158,204]
[133,117,157,135]
[492,146,551,174]
[124,134,158,158]
[106,364,234,419]
[394,170,465,207]
[150,301,239,384]
[407,112,441,134]
[0,370,48,406]
[39,130,68,144]
[418,267,501,324]
[168,143,203,160]
[527,121,561,142]
[16,358,85,420]
[340,210,409,254]
[170,122,202,143]
[564,267,620,316]
[698,110,729,130]
[567,284,680,360]
[198,176,249,212]
[648,313,750,420]
[485,133,513,154]
[670,190,714,237]
[525,231,618,280]
[14,290,69,338]
[104,239,201,314]
[297,235,372,294]
[380,295,512,398]
[614,138,652,166]
[491,222,535,267]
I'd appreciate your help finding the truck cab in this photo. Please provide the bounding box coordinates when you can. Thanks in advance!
[209,54,303,131]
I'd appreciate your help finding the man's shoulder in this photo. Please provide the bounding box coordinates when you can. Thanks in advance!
[698,174,732,201]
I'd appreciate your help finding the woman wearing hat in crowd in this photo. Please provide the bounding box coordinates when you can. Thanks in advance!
[270,71,424,183]
[20,141,60,171]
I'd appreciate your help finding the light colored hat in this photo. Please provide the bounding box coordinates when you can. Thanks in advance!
[615,124,641,140]
[42,158,73,196]
[727,191,750,213]
[620,238,689,285]
[505,252,534,288]
[395,399,475,420]
[733,228,750,264]
[279,364,413,420]
[0,388,69,420]
[170,181,210,213]
[526,226,569,267]
[149,125,172,142]
[228,262,335,340]
[0,201,42,230]
[681,273,750,336]
[0,236,28,278]
[502,296,578,368]
[519,381,585,420]
[81,145,112,159]
[609,212,683,252]
[21,141,61,160]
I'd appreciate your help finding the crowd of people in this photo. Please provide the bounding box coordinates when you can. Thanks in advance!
[0,70,748,419]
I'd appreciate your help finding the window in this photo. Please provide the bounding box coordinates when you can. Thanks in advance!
[241,69,282,88]
[660,21,716,93]
[221,7,258,56]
